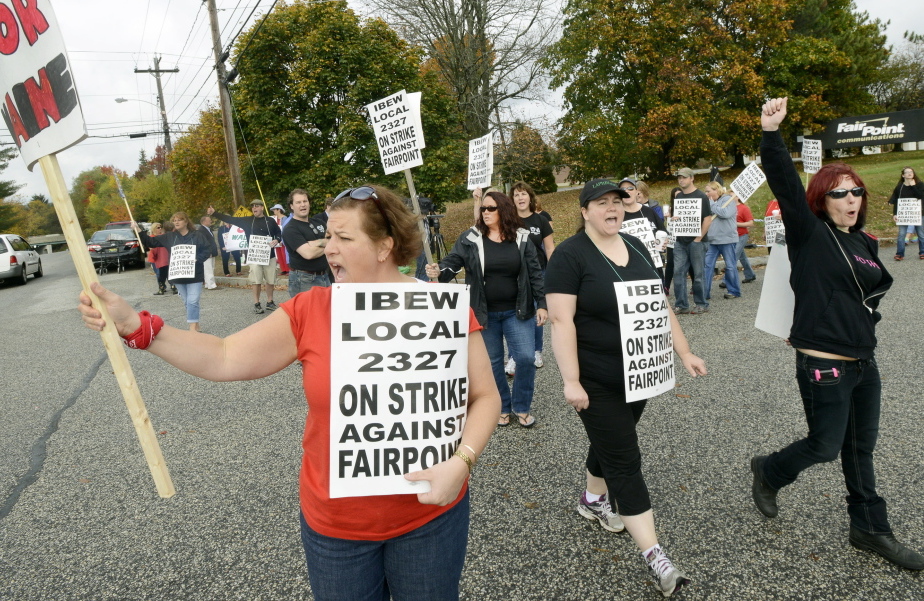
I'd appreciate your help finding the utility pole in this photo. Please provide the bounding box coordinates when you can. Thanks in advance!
[134,55,178,155]
[206,0,245,208]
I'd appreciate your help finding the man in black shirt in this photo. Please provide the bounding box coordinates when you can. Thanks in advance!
[282,189,330,296]
[199,215,219,290]
[670,168,712,314]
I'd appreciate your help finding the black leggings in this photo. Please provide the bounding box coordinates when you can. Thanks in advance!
[578,379,651,516]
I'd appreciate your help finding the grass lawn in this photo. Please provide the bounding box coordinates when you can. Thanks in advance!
[438,148,924,255]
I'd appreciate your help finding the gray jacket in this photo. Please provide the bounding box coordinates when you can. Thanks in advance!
[708,195,739,245]
[437,227,546,326]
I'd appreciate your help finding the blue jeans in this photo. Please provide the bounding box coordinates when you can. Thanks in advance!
[288,270,330,297]
[672,238,706,309]
[762,352,890,534]
[704,243,740,299]
[733,233,756,280]
[482,309,537,414]
[174,282,202,323]
[300,491,469,601]
[895,224,924,257]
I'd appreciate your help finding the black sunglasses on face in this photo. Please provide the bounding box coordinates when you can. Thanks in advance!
[334,186,392,233]
[480,205,498,213]
[826,187,865,199]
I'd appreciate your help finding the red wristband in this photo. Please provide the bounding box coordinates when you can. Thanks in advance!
[122,311,164,350]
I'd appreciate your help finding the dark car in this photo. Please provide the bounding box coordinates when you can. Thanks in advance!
[87,229,144,271]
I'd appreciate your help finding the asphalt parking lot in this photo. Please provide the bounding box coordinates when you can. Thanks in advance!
[0,250,921,600]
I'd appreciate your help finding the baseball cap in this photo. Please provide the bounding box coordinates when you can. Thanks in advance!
[579,178,631,206]
[676,168,695,178]
[250,199,263,206]
[617,177,638,188]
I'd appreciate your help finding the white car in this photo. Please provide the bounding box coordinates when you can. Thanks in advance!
[0,233,43,285]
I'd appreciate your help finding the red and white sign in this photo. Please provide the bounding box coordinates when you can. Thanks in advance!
[0,0,87,170]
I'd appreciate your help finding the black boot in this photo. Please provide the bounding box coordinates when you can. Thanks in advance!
[170,285,179,295]
[750,456,779,518]
[153,283,166,296]
[849,527,924,570]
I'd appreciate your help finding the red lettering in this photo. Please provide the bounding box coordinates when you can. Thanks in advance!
[23,67,59,129]
[2,93,30,146]
[0,4,19,55]
[11,0,48,46]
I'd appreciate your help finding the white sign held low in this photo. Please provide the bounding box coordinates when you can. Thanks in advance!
[730,162,767,202]
[167,244,196,280]
[802,139,822,174]
[896,198,922,226]
[366,89,425,175]
[754,243,795,339]
[246,235,272,265]
[329,284,471,498]
[613,280,674,403]
[672,198,702,237]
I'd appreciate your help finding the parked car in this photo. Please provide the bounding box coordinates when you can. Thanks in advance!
[0,233,43,285]
[87,228,144,270]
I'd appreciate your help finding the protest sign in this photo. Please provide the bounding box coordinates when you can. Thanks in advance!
[620,218,663,267]
[672,198,703,237]
[764,216,785,246]
[167,244,196,280]
[366,89,425,175]
[754,243,794,339]
[802,139,822,174]
[0,0,87,171]
[730,162,767,202]
[222,226,248,251]
[245,235,272,265]
[329,284,471,498]
[896,198,922,226]
[467,132,494,190]
[613,280,674,403]
[2,1,173,497]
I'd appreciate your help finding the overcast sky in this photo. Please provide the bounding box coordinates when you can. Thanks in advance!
[2,0,921,201]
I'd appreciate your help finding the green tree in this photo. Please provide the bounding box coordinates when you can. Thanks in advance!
[171,106,245,209]
[0,199,24,232]
[0,147,23,199]
[871,33,924,113]
[496,122,557,193]
[228,0,468,211]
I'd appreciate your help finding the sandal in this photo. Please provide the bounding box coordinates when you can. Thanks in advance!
[919,254,924,260]
[894,255,903,261]
[516,413,536,428]
[497,413,510,427]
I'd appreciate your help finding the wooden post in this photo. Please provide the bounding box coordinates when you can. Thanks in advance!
[39,154,175,499]
[403,169,435,279]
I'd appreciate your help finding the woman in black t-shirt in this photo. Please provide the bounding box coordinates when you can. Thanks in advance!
[887,166,924,260]
[511,181,555,373]
[546,179,706,597]
[427,192,547,428]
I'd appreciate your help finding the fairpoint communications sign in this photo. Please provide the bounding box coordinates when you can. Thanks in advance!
[805,109,924,150]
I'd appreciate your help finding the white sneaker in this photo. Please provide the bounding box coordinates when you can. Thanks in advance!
[577,492,625,532]
[645,546,690,597]
[505,357,516,377]
[534,351,544,368]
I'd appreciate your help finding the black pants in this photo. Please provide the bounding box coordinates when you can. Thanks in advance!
[221,249,241,275]
[578,379,650,516]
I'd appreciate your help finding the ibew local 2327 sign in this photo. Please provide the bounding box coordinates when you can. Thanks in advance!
[0,0,87,171]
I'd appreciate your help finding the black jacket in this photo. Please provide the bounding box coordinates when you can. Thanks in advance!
[140,228,213,284]
[212,212,282,244]
[437,227,546,326]
[760,130,892,359]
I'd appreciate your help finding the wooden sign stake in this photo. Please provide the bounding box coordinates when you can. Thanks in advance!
[403,168,435,279]
[39,154,175,499]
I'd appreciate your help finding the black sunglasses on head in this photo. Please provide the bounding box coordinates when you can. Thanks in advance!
[334,186,392,234]
[825,187,865,199]
[479,205,498,213]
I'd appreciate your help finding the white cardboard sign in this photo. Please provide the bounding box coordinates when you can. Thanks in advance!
[754,243,795,339]
[896,198,922,226]
[222,226,248,251]
[366,89,425,175]
[613,280,674,402]
[167,244,196,280]
[672,198,702,237]
[0,0,87,171]
[802,139,822,174]
[763,216,785,246]
[730,162,767,203]
[329,283,471,498]
[245,235,272,265]
[467,132,494,190]
[620,218,663,268]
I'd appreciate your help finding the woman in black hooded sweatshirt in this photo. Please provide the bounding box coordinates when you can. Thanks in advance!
[749,97,922,570]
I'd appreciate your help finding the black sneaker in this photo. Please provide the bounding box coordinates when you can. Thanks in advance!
[750,456,778,518]
[253,302,264,314]
[265,301,278,312]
